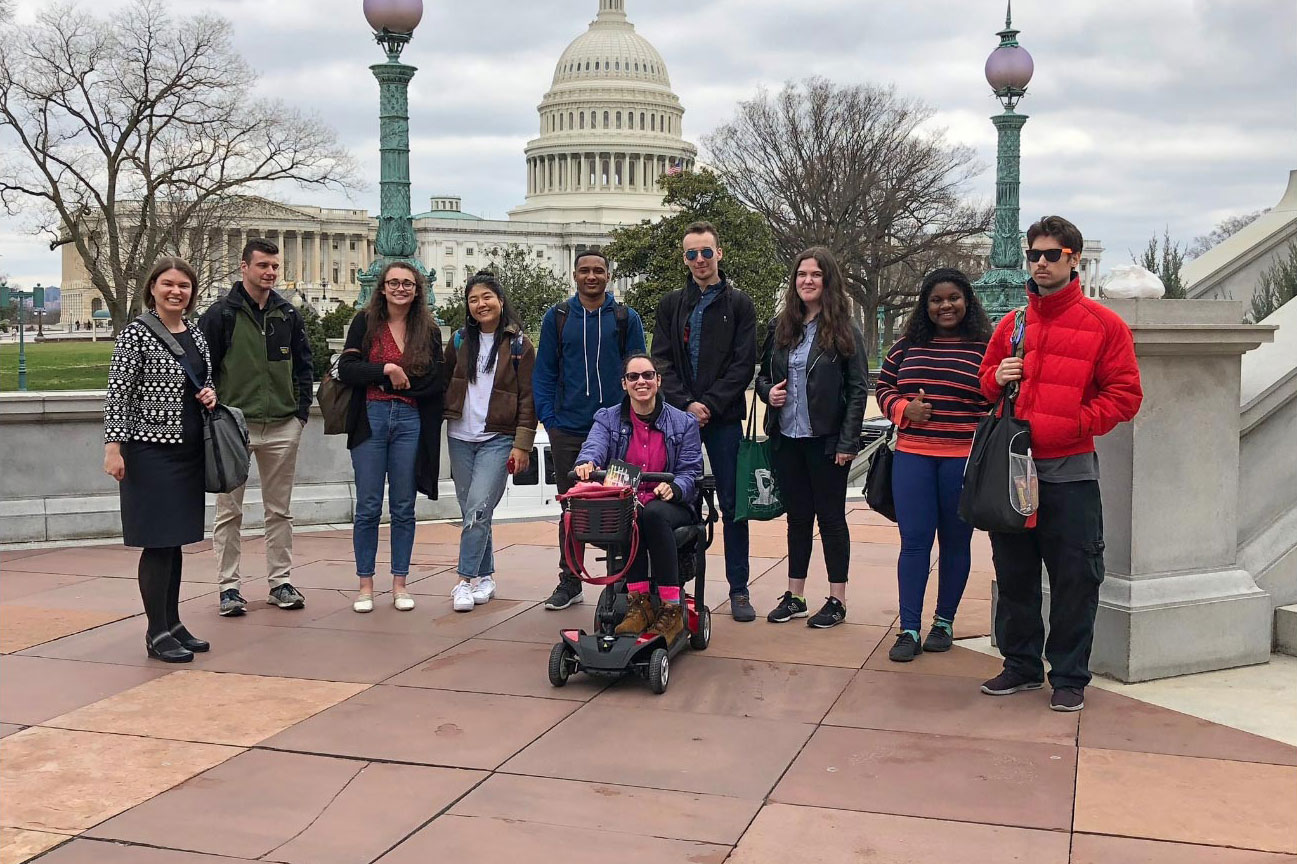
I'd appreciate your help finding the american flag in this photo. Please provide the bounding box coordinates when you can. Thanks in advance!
[666,159,683,176]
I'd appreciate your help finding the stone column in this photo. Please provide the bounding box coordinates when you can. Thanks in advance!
[295,233,304,284]
[1089,299,1276,681]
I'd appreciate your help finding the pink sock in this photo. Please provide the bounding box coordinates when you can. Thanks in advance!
[627,581,651,595]
[659,586,681,604]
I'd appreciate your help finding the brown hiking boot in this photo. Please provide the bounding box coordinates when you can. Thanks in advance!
[615,592,654,635]
[650,603,684,643]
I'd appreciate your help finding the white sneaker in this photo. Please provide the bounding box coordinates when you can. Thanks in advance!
[452,581,475,612]
[471,576,496,605]
[393,592,415,612]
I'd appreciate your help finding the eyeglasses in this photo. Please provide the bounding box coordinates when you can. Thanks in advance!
[384,279,417,290]
[684,248,716,261]
[1024,248,1074,263]
[623,370,659,382]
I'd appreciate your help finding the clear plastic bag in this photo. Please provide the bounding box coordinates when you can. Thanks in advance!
[1008,436,1038,516]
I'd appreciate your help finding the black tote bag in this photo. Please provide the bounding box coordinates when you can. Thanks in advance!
[957,391,1035,533]
[864,424,897,522]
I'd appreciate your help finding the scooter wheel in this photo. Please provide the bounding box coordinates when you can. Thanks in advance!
[548,642,573,687]
[648,647,669,694]
[689,606,711,651]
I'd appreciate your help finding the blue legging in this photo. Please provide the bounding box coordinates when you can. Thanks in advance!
[892,450,975,632]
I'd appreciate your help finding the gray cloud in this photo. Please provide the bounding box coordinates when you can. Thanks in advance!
[2,0,1293,288]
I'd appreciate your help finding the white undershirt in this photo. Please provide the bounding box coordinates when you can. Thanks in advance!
[448,339,497,442]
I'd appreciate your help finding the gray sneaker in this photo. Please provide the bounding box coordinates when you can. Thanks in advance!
[269,583,306,609]
[729,593,756,622]
[218,589,247,617]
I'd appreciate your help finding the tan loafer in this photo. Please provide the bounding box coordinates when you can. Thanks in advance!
[353,593,374,613]
[393,592,415,612]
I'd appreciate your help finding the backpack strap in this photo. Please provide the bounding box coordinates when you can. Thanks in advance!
[613,302,629,356]
[1008,306,1028,400]
[553,303,570,404]
[511,332,525,372]
[453,328,464,351]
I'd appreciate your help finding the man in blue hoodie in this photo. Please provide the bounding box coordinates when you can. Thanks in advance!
[534,248,647,609]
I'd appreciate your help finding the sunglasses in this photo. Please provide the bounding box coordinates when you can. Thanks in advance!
[384,279,418,290]
[684,248,716,261]
[623,370,659,382]
[1025,248,1074,263]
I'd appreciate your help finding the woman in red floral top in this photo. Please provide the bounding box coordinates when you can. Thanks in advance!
[338,263,445,613]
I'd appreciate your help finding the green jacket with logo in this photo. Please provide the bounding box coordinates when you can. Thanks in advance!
[198,283,314,423]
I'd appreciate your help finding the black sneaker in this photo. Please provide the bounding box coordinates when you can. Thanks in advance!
[766,591,808,623]
[269,583,306,609]
[808,597,847,629]
[729,593,757,622]
[888,631,923,662]
[980,670,1045,696]
[1050,687,1086,712]
[922,624,954,653]
[544,581,584,610]
[218,589,247,617]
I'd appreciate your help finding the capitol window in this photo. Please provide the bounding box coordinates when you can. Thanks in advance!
[640,112,645,129]
[650,115,655,131]
[444,245,453,256]
[580,113,585,129]
[595,61,599,70]
[466,247,474,257]
[603,111,609,128]
[616,112,622,129]
[614,60,619,70]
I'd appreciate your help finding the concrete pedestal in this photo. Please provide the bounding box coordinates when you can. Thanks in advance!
[1092,300,1275,681]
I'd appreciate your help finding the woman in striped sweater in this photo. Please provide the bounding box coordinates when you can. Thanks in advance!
[875,268,993,662]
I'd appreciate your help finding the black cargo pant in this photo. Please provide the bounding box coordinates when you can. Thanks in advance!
[550,428,588,589]
[989,479,1105,689]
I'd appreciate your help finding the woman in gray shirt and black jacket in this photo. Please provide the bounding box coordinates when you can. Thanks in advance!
[755,247,869,629]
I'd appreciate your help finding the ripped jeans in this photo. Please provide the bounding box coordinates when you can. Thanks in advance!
[447,434,514,582]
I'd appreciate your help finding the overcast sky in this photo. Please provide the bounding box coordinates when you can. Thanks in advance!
[2,0,1294,289]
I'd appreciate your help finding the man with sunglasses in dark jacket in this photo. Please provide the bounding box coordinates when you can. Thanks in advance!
[652,221,759,621]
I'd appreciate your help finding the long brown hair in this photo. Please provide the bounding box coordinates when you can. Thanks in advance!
[362,262,435,374]
[774,247,855,356]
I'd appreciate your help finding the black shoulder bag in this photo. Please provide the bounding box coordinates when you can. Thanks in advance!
[136,315,251,494]
[957,308,1038,533]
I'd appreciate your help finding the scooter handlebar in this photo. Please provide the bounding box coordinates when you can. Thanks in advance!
[568,470,675,485]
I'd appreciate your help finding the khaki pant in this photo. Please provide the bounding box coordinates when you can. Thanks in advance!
[213,417,304,593]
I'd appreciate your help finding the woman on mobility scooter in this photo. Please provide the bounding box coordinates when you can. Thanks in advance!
[572,353,703,644]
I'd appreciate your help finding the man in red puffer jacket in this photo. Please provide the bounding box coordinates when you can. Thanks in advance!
[976,215,1143,713]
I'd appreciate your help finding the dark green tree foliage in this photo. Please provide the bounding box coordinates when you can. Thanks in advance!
[1248,241,1297,323]
[299,304,330,380]
[320,302,356,339]
[604,169,785,336]
[436,244,566,338]
[1136,229,1187,299]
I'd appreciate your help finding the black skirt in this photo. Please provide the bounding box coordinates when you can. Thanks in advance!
[119,329,207,549]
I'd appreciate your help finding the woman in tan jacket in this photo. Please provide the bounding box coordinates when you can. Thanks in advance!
[443,270,537,612]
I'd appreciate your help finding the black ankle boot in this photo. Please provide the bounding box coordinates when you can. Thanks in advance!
[169,623,209,652]
[146,632,194,663]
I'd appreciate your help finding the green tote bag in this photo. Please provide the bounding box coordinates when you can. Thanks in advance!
[735,395,785,521]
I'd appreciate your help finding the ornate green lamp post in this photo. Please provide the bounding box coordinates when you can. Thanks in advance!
[974,2,1034,318]
[356,0,435,305]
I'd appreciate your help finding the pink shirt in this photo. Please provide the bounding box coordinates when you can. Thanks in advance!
[627,410,668,505]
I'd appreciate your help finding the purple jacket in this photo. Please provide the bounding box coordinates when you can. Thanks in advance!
[577,397,703,505]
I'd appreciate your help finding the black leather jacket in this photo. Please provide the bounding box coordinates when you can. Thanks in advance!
[755,318,870,456]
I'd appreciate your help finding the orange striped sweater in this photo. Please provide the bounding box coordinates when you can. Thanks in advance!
[875,337,991,457]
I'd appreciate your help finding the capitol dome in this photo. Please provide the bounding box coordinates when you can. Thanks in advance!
[509,0,697,225]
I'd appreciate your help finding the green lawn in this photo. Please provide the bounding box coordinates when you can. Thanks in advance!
[0,340,115,391]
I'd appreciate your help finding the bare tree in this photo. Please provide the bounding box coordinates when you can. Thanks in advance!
[704,78,991,348]
[0,0,358,331]
[1188,209,1268,259]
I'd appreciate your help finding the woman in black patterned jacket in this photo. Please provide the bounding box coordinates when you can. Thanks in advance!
[103,257,218,663]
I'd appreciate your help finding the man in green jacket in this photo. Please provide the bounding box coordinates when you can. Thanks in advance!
[199,239,313,616]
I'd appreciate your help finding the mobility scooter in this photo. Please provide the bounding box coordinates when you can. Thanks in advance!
[547,471,718,694]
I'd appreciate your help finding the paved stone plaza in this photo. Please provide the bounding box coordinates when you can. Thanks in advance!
[1,509,1295,863]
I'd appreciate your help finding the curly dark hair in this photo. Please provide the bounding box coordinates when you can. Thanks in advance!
[900,267,993,346]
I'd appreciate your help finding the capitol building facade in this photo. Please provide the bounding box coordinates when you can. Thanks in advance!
[59,0,696,320]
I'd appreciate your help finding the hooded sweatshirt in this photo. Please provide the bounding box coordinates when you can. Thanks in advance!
[532,293,646,436]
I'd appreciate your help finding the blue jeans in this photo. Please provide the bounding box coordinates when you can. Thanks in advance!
[351,400,421,579]
[447,435,513,581]
[701,420,749,594]
[892,450,974,632]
